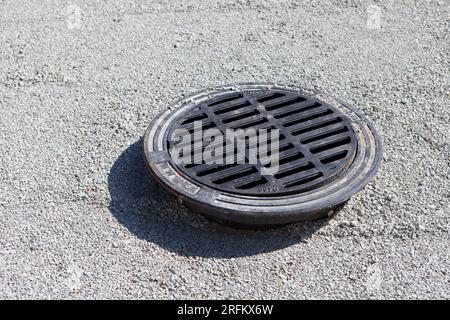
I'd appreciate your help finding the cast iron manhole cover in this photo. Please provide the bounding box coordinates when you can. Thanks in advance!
[144,83,382,228]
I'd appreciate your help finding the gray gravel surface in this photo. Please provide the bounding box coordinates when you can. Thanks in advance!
[0,0,449,299]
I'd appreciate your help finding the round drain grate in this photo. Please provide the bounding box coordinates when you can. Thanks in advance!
[144,83,382,228]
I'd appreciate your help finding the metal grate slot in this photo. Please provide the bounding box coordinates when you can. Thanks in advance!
[181,113,208,125]
[214,101,252,115]
[196,164,237,177]
[263,151,304,167]
[284,172,324,188]
[319,150,349,164]
[274,162,315,179]
[265,96,307,111]
[290,117,343,136]
[282,109,334,127]
[300,127,349,144]
[256,92,285,103]
[310,137,352,154]
[222,110,260,124]
[273,103,321,119]
[212,167,258,184]
[231,117,268,130]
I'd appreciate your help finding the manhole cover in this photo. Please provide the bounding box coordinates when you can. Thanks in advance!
[144,83,382,228]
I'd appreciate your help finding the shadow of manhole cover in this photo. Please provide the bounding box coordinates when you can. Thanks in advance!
[143,83,382,228]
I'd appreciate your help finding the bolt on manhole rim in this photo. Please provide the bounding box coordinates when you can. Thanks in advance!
[143,83,382,228]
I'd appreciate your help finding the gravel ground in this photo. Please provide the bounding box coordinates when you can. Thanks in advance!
[0,0,449,299]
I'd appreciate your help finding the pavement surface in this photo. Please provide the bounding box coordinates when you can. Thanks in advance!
[0,0,449,299]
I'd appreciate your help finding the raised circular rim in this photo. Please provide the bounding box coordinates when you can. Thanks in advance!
[143,83,382,227]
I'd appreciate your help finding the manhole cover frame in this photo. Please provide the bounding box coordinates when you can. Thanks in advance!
[143,83,382,227]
